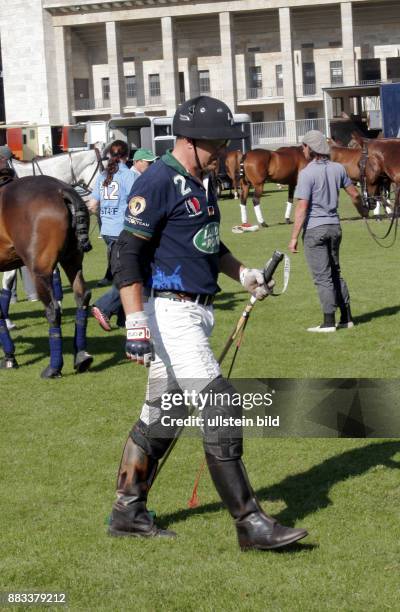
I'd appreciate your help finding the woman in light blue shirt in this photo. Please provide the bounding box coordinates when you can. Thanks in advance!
[88,140,136,331]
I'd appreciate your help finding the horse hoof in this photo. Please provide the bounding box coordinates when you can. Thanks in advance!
[41,366,62,379]
[74,350,93,373]
[0,356,18,369]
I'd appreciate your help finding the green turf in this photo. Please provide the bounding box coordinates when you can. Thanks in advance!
[1,188,399,611]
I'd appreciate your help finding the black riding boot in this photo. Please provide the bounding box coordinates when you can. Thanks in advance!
[206,454,308,550]
[109,437,175,538]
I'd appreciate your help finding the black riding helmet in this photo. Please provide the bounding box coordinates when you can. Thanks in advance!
[173,96,243,140]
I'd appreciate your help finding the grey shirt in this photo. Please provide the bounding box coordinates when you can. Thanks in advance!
[294,159,352,230]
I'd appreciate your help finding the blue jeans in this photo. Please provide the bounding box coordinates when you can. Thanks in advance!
[96,235,124,323]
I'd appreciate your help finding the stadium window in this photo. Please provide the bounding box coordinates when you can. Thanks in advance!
[305,108,318,119]
[249,66,262,90]
[125,75,136,100]
[179,72,185,103]
[277,107,285,121]
[251,111,264,122]
[198,70,210,94]
[102,77,110,101]
[302,62,316,95]
[275,65,283,95]
[149,74,161,98]
[330,61,343,85]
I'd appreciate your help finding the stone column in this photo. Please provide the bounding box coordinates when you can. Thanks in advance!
[106,21,125,116]
[219,12,236,111]
[279,7,296,121]
[380,57,387,82]
[54,26,72,125]
[161,16,179,115]
[341,2,356,85]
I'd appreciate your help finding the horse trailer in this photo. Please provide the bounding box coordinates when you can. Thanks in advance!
[0,124,54,160]
[107,113,251,162]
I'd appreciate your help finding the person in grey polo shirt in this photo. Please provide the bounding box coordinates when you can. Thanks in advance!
[288,130,367,332]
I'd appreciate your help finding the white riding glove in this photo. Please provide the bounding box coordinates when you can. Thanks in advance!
[240,267,274,300]
[125,311,155,367]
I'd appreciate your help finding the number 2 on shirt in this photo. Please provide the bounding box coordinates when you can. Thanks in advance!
[102,181,119,200]
[174,174,192,196]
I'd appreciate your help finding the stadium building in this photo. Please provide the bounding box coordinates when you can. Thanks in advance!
[0,0,399,151]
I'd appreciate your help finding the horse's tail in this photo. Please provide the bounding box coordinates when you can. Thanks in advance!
[239,152,248,184]
[61,186,92,253]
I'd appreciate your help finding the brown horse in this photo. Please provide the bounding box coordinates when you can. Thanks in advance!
[330,137,396,211]
[351,133,400,185]
[225,149,243,199]
[239,147,308,225]
[0,174,93,378]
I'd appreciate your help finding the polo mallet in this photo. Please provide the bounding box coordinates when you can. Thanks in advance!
[154,250,285,499]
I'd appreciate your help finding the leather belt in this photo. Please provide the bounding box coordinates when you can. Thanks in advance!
[151,290,214,306]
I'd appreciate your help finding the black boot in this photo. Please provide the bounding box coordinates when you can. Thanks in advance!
[109,438,175,538]
[206,454,308,551]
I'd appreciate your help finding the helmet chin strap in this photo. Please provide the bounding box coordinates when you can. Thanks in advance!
[191,139,205,179]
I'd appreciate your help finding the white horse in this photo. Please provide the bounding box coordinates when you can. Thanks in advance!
[11,148,103,192]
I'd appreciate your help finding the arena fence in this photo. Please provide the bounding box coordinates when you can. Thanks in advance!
[251,118,326,148]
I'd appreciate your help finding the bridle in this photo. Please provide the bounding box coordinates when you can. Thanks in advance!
[359,142,400,247]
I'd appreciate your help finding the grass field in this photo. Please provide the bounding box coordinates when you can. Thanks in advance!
[1,188,399,611]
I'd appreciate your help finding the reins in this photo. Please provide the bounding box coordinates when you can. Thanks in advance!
[358,143,399,247]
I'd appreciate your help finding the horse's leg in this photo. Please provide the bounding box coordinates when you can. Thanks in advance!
[1,270,17,329]
[285,185,294,224]
[52,266,63,307]
[239,180,250,225]
[32,271,63,379]
[252,183,267,227]
[0,271,18,369]
[61,256,93,373]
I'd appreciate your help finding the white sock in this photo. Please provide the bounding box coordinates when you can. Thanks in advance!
[240,205,247,224]
[254,204,264,224]
[285,201,292,219]
[373,202,380,216]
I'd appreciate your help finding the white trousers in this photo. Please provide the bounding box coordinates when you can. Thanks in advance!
[140,297,221,425]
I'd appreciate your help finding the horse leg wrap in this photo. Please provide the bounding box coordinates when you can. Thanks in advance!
[132,393,188,460]
[48,327,63,371]
[240,204,248,224]
[285,201,292,219]
[74,308,88,353]
[73,303,93,373]
[253,200,265,224]
[52,268,63,302]
[41,303,63,378]
[0,289,12,319]
[201,376,243,460]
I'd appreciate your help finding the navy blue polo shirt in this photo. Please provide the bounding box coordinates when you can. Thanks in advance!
[124,151,221,295]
